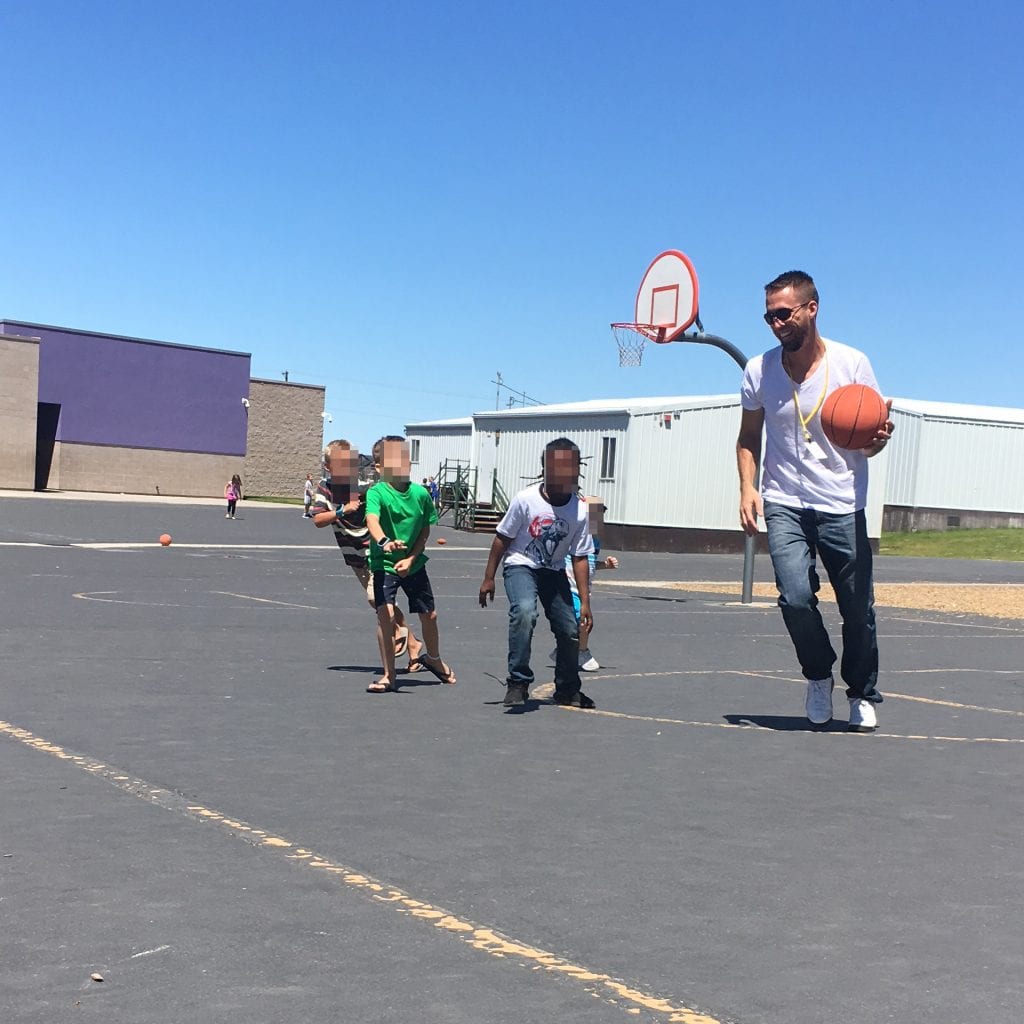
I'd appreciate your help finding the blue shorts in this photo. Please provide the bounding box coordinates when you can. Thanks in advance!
[372,568,435,614]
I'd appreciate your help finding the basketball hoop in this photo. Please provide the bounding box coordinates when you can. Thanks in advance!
[611,323,666,367]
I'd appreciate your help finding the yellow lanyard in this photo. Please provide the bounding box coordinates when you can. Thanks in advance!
[791,352,829,442]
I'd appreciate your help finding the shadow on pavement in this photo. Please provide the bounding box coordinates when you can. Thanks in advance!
[722,713,848,733]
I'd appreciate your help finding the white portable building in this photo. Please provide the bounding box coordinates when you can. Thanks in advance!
[464,396,887,550]
[884,399,1024,530]
[406,417,472,479]
[408,394,1023,551]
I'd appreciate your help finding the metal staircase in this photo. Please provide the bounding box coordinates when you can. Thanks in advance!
[436,460,510,533]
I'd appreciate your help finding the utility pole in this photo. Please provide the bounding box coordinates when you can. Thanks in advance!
[490,374,543,410]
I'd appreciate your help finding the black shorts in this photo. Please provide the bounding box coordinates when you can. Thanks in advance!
[373,568,435,613]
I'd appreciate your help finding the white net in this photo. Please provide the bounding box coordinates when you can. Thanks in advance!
[611,323,664,367]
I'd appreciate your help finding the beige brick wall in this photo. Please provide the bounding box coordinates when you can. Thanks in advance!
[53,443,242,497]
[0,335,41,489]
[243,379,325,498]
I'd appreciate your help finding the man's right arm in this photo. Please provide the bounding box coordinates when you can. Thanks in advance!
[737,407,765,536]
[479,533,513,607]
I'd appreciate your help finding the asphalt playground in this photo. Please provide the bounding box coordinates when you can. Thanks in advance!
[1,493,1022,1024]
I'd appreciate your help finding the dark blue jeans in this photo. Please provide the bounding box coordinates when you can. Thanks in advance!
[503,565,581,696]
[764,502,881,703]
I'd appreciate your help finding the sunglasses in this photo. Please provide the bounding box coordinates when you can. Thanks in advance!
[763,300,811,325]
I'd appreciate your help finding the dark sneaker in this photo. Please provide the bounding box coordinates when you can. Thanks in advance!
[554,689,596,709]
[503,683,528,707]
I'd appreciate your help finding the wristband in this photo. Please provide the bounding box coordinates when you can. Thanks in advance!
[378,537,391,548]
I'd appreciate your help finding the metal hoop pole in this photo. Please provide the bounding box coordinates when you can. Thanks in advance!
[675,329,758,604]
[676,331,749,370]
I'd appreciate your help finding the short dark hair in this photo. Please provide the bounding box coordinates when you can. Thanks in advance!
[540,436,581,465]
[765,270,818,304]
[372,434,406,464]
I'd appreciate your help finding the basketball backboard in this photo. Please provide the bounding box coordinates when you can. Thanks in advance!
[611,249,701,365]
[634,250,700,342]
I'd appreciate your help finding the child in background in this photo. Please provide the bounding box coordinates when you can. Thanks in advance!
[365,435,454,693]
[224,478,239,519]
[303,474,315,517]
[559,497,618,672]
[311,439,423,670]
[479,437,594,709]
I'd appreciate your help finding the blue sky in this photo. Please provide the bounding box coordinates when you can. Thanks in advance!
[3,1,1022,453]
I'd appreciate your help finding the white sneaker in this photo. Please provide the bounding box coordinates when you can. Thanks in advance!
[805,676,834,725]
[848,698,878,733]
[579,650,600,672]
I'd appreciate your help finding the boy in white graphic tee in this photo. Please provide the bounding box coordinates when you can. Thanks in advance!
[479,438,594,709]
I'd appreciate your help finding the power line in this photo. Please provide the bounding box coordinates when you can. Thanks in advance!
[491,372,543,410]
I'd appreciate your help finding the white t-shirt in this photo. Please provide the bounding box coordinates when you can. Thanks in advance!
[740,338,881,514]
[497,484,594,570]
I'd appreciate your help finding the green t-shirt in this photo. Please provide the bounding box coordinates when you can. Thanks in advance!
[365,481,438,574]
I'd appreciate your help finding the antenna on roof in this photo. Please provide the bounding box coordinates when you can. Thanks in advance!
[491,373,543,410]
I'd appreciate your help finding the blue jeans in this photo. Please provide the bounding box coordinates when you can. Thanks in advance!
[503,565,581,696]
[764,502,881,703]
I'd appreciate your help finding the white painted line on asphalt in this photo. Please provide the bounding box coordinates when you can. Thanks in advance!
[129,945,171,959]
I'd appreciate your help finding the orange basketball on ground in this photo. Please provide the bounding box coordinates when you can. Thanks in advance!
[436,537,447,545]
[159,533,172,546]
[820,384,888,450]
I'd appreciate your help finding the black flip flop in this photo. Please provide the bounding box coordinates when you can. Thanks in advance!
[409,656,456,685]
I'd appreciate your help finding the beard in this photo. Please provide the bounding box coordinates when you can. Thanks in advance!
[778,321,812,352]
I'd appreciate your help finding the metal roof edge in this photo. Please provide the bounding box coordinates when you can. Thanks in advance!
[0,319,251,360]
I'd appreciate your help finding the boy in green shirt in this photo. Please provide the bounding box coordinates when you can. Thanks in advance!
[365,435,455,693]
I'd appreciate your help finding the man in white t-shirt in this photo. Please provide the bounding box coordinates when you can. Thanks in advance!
[479,438,595,709]
[737,270,894,732]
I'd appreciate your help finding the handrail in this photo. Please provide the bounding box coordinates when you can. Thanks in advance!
[491,469,510,515]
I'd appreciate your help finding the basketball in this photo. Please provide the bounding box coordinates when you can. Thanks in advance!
[820,384,888,450]
[436,537,447,545]
[159,533,172,546]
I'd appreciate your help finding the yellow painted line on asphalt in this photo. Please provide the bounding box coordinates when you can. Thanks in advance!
[892,667,1023,674]
[598,667,1024,719]
[887,614,1024,632]
[559,706,1024,744]
[0,718,721,1024]
[876,692,1024,717]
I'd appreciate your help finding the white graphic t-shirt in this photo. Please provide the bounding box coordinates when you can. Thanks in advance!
[497,484,594,570]
[741,338,881,514]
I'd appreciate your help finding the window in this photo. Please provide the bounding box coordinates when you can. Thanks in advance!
[410,439,420,463]
[600,436,616,480]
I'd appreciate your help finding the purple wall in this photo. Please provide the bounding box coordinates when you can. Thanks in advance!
[0,322,250,456]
